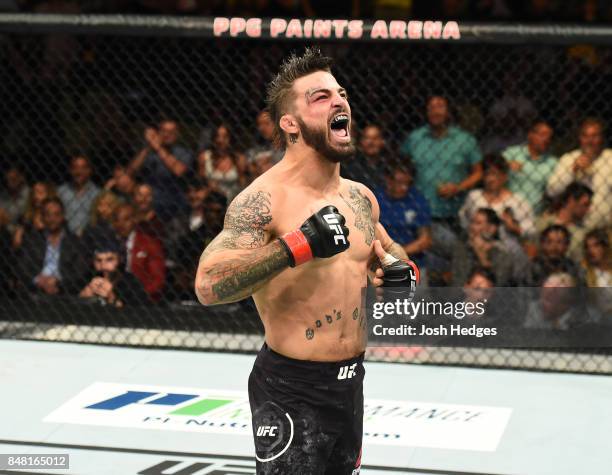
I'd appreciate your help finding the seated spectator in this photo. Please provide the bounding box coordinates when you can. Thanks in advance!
[463,266,496,304]
[401,95,482,270]
[502,120,557,213]
[459,153,535,240]
[342,123,390,189]
[104,164,136,202]
[537,182,593,262]
[112,203,165,302]
[82,190,122,257]
[170,191,227,300]
[79,238,148,307]
[16,197,86,295]
[374,162,431,284]
[197,124,247,202]
[524,273,584,330]
[57,155,100,236]
[247,110,283,180]
[0,216,13,297]
[452,208,514,286]
[546,118,612,230]
[13,181,58,249]
[133,183,165,241]
[461,266,508,323]
[128,119,194,218]
[581,228,612,318]
[525,225,584,286]
[0,166,29,234]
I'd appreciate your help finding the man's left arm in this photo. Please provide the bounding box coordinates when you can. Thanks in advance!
[359,185,418,287]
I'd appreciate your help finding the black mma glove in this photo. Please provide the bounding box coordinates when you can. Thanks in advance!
[381,254,420,288]
[279,205,350,267]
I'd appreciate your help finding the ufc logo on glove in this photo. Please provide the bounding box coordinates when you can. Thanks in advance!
[323,213,347,245]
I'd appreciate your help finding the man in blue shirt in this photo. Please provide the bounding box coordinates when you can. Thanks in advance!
[375,162,432,284]
[502,120,557,214]
[128,119,194,218]
[401,96,482,277]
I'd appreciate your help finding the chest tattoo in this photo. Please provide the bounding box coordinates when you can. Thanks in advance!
[340,186,375,245]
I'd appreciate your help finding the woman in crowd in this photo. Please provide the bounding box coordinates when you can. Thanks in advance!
[81,190,122,256]
[459,153,536,240]
[12,181,58,249]
[197,124,247,201]
[582,228,612,318]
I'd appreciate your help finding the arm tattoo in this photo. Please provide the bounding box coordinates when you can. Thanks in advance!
[197,189,287,304]
[202,190,272,259]
[200,240,290,303]
[340,185,375,245]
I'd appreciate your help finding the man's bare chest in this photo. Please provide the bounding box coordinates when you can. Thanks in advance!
[273,185,375,262]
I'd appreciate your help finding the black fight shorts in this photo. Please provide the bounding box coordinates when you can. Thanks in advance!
[248,343,365,475]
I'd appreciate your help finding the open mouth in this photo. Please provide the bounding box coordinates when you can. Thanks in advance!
[330,113,350,142]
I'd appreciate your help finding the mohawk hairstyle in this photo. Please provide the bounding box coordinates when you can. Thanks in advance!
[265,47,334,149]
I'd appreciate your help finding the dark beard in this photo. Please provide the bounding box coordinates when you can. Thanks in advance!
[297,117,355,163]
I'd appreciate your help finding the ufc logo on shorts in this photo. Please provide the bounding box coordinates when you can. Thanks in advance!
[256,425,278,437]
[323,214,347,246]
[337,363,357,380]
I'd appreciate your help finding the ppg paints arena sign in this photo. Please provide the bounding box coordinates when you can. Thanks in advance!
[213,18,461,41]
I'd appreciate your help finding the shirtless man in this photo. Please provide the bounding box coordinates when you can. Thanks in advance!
[195,48,418,475]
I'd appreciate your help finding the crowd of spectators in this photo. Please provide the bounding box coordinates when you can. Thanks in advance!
[4,0,612,23]
[0,97,610,328]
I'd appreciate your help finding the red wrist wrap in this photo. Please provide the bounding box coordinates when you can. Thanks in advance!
[404,259,421,284]
[281,230,313,267]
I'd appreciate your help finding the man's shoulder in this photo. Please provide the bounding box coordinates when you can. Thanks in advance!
[599,148,612,161]
[170,144,194,161]
[508,190,532,207]
[404,186,428,205]
[502,143,525,156]
[223,178,279,230]
[62,232,84,252]
[553,149,576,165]
[171,143,192,153]
[408,125,428,139]
[57,183,71,195]
[135,230,162,248]
[22,228,45,246]
[341,177,376,202]
[465,187,484,200]
[232,173,283,204]
[449,125,475,139]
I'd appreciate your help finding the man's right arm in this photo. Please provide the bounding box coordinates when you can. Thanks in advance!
[195,189,290,306]
[195,190,350,306]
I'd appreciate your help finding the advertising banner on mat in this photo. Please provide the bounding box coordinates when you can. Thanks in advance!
[45,382,511,451]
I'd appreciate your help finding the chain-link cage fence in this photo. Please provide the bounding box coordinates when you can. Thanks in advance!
[0,16,610,372]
